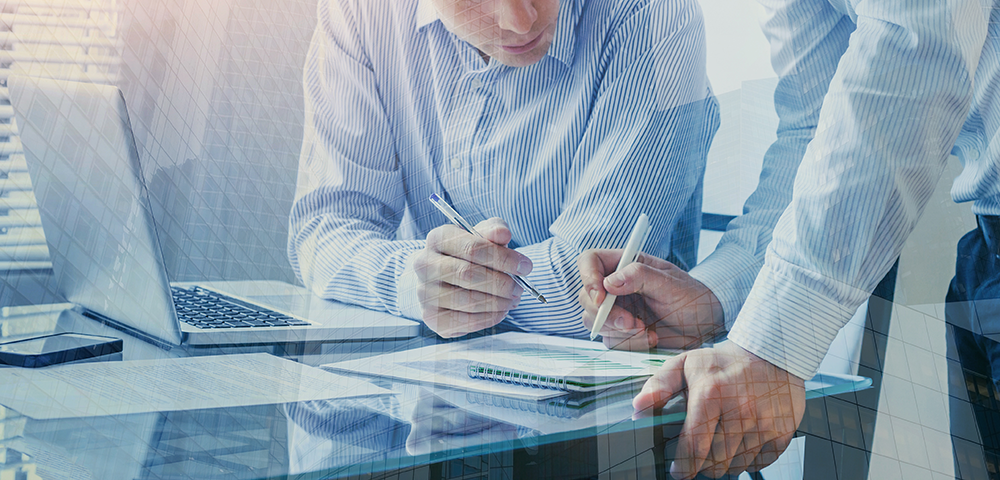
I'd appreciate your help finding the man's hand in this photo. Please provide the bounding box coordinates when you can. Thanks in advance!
[404,387,520,455]
[633,342,805,479]
[577,249,724,350]
[413,217,530,338]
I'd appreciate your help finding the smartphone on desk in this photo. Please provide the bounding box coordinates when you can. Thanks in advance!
[0,332,123,368]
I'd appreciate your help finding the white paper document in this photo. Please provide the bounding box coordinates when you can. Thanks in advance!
[0,353,392,419]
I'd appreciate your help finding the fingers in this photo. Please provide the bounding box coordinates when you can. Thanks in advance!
[474,217,513,246]
[416,250,522,298]
[578,289,654,351]
[634,251,675,270]
[746,432,795,472]
[725,430,762,475]
[427,224,531,277]
[578,250,673,299]
[654,343,806,479]
[416,220,529,339]
[577,249,722,351]
[579,291,642,331]
[603,261,675,299]
[633,353,687,414]
[602,261,725,350]
[705,387,757,478]
[579,249,715,350]
[577,249,614,307]
[419,280,521,314]
[743,382,802,472]
[671,377,723,480]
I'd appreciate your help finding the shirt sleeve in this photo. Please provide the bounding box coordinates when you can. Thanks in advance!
[288,0,425,317]
[501,1,719,337]
[292,0,720,329]
[688,0,854,330]
[727,0,989,380]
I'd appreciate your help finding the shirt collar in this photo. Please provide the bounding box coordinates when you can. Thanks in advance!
[416,0,438,30]
[546,0,581,68]
[416,0,581,67]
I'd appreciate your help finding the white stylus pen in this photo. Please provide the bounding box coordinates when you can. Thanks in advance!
[589,213,651,340]
[429,193,547,304]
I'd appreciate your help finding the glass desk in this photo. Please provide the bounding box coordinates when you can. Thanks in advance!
[0,298,959,480]
[0,308,685,480]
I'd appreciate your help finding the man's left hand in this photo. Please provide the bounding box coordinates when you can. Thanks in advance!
[578,249,725,350]
[633,341,806,479]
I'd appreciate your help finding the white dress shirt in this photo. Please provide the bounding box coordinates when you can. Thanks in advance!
[289,0,719,336]
[689,0,993,379]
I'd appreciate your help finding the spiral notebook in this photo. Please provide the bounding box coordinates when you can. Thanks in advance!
[461,337,669,392]
[457,382,643,420]
[322,332,676,400]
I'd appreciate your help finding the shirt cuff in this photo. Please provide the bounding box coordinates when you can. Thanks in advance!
[396,251,423,321]
[688,244,762,331]
[726,261,865,380]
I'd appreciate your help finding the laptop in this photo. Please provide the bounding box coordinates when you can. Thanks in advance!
[8,75,419,348]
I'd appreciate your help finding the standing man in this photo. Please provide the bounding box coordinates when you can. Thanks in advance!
[289,0,719,339]
[581,0,996,478]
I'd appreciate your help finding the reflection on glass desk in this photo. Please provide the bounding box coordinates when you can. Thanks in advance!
[0,307,681,479]
[0,299,916,480]
[1,361,678,479]
[2,385,643,480]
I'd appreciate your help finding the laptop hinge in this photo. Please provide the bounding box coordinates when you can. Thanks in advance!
[78,308,177,352]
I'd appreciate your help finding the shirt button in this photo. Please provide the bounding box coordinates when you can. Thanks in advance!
[969,149,981,161]
[471,78,483,90]
[451,157,462,169]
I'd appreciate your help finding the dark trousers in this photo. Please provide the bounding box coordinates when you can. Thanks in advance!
[948,219,1000,479]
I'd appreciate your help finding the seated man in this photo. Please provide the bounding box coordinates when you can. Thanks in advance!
[289,0,719,338]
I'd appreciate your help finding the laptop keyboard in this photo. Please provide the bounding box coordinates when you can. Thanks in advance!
[170,286,311,329]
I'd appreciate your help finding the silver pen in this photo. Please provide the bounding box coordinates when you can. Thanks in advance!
[429,193,547,304]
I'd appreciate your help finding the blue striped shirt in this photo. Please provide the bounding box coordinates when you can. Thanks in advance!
[689,0,993,379]
[289,0,719,336]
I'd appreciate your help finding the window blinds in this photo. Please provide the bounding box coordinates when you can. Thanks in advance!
[0,0,120,271]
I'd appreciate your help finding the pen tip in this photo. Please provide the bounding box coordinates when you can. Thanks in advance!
[538,295,547,304]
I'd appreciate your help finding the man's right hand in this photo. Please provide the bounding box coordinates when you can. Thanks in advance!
[413,218,530,338]
[577,249,725,350]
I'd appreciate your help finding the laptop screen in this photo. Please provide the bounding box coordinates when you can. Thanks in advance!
[9,75,183,346]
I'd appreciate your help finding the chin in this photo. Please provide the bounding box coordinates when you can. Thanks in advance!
[495,47,549,68]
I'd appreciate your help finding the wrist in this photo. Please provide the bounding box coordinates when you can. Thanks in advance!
[397,251,424,320]
[720,340,805,388]
[690,277,726,339]
[706,288,726,335]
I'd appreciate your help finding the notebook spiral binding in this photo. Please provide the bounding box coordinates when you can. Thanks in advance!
[463,391,580,419]
[467,362,567,390]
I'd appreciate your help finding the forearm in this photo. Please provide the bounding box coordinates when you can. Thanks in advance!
[292,0,418,315]
[289,191,424,317]
[731,0,988,380]
[503,236,590,337]
[689,2,855,329]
